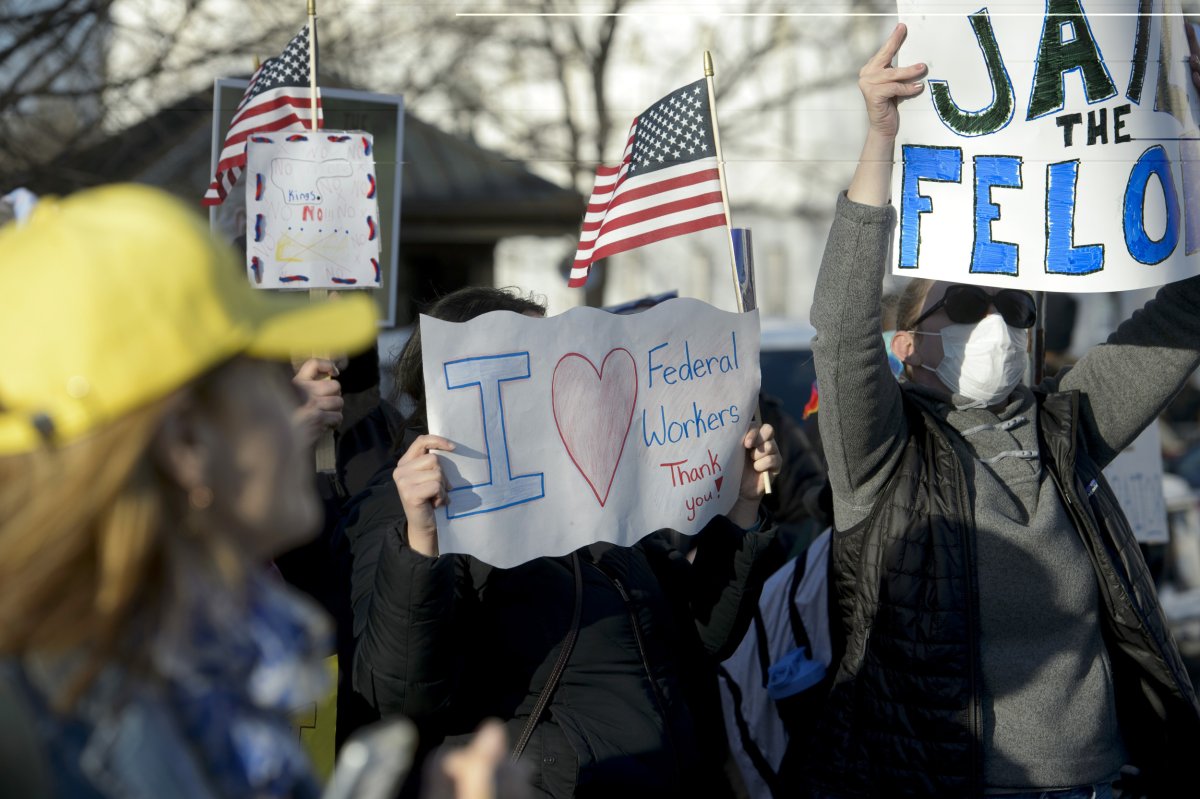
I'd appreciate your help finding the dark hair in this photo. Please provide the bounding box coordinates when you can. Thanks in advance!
[391,286,547,430]
[895,278,934,332]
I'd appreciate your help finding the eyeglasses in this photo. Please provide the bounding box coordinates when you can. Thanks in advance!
[911,285,1037,330]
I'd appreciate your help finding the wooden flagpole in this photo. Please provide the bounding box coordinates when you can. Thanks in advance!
[307,0,335,473]
[703,51,744,314]
[704,51,770,495]
[307,0,320,132]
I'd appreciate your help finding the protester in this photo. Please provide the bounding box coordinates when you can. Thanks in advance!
[283,345,408,751]
[0,184,378,798]
[343,285,782,798]
[802,24,1200,798]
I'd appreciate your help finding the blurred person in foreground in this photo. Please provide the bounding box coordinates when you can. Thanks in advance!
[803,24,1200,798]
[0,184,378,798]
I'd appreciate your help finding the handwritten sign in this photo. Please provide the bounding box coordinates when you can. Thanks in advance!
[895,0,1200,292]
[1104,423,1168,544]
[244,131,382,289]
[421,298,761,568]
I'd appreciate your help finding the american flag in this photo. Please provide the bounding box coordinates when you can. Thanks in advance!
[202,25,323,206]
[568,78,726,288]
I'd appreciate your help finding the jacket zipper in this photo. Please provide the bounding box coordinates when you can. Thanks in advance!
[927,415,983,796]
[602,568,683,785]
[956,474,983,796]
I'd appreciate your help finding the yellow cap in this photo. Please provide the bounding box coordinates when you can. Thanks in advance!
[0,183,378,454]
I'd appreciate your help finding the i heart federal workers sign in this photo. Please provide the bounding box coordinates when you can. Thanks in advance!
[421,299,761,568]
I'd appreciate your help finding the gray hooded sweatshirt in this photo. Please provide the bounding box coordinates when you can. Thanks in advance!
[810,192,1200,791]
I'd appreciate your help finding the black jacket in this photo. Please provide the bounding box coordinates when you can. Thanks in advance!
[804,390,1200,799]
[343,450,779,798]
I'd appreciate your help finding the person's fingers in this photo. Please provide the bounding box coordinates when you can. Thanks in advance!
[754,450,783,475]
[742,423,762,450]
[400,434,456,464]
[467,719,507,762]
[309,394,344,412]
[293,357,339,382]
[440,720,509,799]
[865,22,908,71]
[397,475,444,500]
[313,409,342,428]
[881,78,927,100]
[862,61,927,88]
[300,378,343,398]
[396,451,445,475]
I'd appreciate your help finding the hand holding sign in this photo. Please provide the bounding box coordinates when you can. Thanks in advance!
[393,434,455,557]
[730,423,782,528]
[292,357,344,447]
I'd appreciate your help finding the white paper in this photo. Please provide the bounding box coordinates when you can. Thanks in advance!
[245,130,382,289]
[1104,423,1168,544]
[421,298,762,568]
[894,0,1200,292]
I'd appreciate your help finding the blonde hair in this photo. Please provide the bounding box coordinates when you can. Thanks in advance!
[896,278,935,332]
[0,388,243,708]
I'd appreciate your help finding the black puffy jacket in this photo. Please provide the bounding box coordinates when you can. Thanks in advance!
[343,444,779,798]
[804,391,1200,799]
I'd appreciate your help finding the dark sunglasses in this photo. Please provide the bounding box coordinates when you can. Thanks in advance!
[912,285,1037,330]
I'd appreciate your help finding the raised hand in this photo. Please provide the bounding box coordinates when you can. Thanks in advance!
[859,23,928,140]
[849,23,928,206]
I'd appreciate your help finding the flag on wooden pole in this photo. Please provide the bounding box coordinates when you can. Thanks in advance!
[202,25,323,206]
[568,78,726,288]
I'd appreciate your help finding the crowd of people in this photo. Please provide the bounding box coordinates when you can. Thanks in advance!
[3,21,1200,799]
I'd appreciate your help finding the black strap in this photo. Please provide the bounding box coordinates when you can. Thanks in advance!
[511,552,583,762]
[718,664,784,798]
[787,551,813,653]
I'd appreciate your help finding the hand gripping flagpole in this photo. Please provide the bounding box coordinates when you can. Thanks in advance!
[705,52,771,495]
[307,0,336,473]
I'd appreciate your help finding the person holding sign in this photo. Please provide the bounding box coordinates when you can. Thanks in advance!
[343,286,782,798]
[803,24,1200,799]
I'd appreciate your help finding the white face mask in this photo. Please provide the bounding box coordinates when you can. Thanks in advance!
[920,314,1029,408]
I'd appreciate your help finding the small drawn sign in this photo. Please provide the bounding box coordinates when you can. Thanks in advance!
[244,130,382,288]
[421,298,761,568]
[1103,423,1168,544]
[895,0,1200,293]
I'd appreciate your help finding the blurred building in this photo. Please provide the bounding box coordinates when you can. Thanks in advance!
[16,86,584,329]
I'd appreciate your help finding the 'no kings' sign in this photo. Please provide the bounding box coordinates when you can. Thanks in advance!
[896,0,1200,292]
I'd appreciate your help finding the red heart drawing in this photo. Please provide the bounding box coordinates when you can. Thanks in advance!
[552,348,638,507]
[715,476,724,493]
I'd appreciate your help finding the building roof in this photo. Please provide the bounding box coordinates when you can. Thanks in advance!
[22,87,583,242]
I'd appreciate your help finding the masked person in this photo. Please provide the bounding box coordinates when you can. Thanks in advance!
[0,185,378,798]
[343,286,783,798]
[801,25,1200,799]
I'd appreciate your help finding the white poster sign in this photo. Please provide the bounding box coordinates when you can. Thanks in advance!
[895,0,1200,292]
[244,130,382,289]
[422,299,761,568]
[1104,422,1168,544]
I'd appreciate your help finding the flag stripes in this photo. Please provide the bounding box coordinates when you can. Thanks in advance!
[568,78,727,288]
